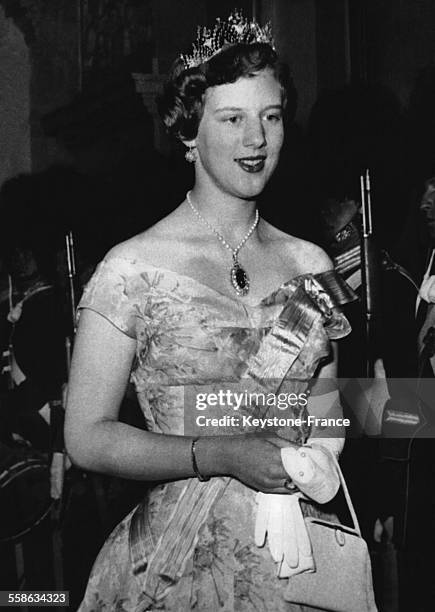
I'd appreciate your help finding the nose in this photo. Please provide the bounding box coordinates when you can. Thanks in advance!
[242,118,266,148]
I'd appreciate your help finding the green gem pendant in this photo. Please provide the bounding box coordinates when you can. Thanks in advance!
[231,257,250,296]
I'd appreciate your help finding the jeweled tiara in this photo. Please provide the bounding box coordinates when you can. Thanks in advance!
[179,10,275,70]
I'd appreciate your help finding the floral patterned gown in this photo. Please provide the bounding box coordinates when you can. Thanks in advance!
[76,256,355,612]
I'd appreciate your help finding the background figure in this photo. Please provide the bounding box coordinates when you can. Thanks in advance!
[373,67,435,611]
[417,177,435,374]
[0,170,148,606]
[319,198,365,376]
[306,83,408,251]
[0,175,67,449]
[0,174,67,597]
[318,189,422,610]
[394,176,435,612]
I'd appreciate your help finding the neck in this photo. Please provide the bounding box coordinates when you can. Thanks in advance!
[187,186,259,244]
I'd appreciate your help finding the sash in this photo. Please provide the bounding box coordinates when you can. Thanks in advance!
[129,271,355,609]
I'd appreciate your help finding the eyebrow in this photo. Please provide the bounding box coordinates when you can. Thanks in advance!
[214,104,283,114]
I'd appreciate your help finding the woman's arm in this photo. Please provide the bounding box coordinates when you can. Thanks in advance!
[307,342,346,450]
[65,309,292,491]
[66,309,203,480]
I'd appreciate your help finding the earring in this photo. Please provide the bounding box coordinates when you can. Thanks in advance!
[185,146,197,163]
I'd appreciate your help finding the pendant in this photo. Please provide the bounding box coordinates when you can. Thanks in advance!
[231,256,250,296]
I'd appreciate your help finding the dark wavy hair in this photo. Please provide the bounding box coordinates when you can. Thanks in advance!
[157,42,294,141]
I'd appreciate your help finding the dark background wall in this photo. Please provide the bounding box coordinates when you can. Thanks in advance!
[1,0,435,251]
[364,0,435,106]
[0,0,80,175]
[1,0,434,176]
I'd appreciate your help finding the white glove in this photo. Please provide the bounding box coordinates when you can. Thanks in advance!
[281,441,340,504]
[255,492,314,577]
[420,274,435,303]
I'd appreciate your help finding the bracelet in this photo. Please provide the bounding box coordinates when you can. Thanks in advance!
[191,438,210,482]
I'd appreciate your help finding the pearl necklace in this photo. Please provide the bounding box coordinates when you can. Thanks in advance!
[186,191,259,296]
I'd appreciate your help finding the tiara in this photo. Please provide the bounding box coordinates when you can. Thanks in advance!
[179,10,275,70]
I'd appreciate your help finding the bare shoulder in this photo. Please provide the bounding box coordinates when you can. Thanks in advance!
[104,230,157,262]
[262,221,333,275]
[291,238,333,275]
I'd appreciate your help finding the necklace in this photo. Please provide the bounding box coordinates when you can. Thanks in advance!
[186,191,259,296]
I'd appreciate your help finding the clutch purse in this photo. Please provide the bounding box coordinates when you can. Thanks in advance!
[284,451,378,612]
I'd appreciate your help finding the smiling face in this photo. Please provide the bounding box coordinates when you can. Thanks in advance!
[190,68,284,200]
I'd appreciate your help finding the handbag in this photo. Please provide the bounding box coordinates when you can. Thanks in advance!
[284,451,378,612]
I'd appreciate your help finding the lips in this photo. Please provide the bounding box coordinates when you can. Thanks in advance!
[235,156,266,173]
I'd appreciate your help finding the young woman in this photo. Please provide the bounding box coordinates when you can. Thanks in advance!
[66,13,357,611]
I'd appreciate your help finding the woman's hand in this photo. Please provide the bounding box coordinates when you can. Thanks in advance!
[217,434,297,493]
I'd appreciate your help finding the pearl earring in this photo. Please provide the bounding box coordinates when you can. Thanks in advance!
[185,146,197,163]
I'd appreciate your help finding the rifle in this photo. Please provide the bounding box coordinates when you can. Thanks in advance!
[360,169,380,377]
